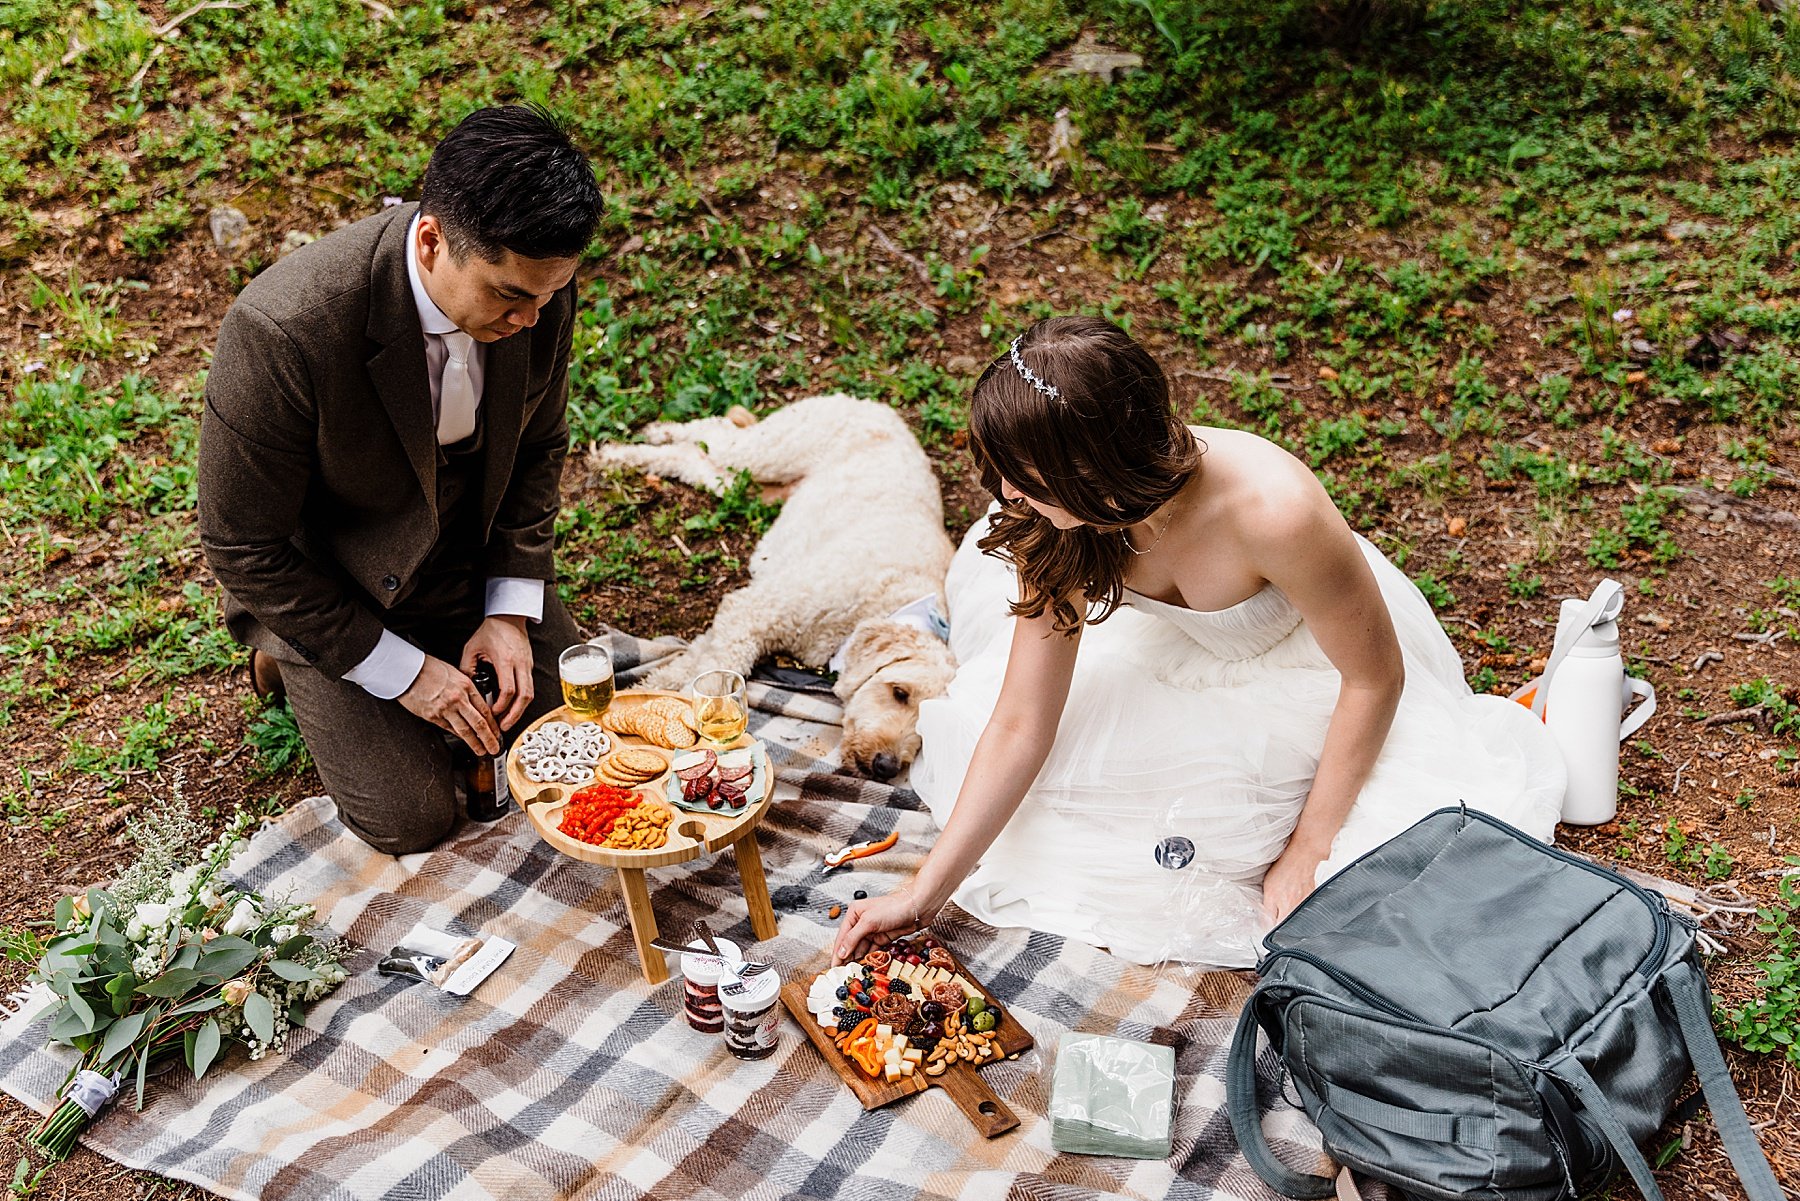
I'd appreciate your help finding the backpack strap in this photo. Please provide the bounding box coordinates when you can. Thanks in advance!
[1227,1000,1338,1199]
[1553,1055,1668,1201]
[1660,960,1787,1201]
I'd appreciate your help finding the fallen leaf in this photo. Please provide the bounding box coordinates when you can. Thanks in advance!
[1317,366,1339,381]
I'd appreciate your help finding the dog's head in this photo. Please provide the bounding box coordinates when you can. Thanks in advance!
[834,617,956,782]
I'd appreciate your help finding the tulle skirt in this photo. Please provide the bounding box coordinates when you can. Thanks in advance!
[911,516,1567,968]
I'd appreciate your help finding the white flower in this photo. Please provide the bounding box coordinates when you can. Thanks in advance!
[198,885,221,909]
[271,925,299,945]
[223,898,259,936]
[134,902,172,929]
[125,920,146,943]
[69,894,91,922]
[221,977,254,1006]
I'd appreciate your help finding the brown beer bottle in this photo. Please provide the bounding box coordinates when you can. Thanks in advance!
[462,662,509,822]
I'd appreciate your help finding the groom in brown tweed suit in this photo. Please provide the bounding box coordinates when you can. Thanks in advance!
[198,106,603,854]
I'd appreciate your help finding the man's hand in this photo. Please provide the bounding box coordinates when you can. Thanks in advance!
[461,615,534,731]
[1261,838,1329,926]
[399,656,501,755]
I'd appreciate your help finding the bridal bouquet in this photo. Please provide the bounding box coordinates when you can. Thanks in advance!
[15,795,349,1159]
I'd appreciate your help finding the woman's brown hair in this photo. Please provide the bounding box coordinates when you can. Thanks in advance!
[969,316,1204,633]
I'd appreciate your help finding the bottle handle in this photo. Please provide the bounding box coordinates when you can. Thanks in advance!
[1618,677,1656,741]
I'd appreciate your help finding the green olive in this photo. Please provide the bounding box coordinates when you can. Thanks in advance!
[971,1009,998,1033]
[965,995,987,1016]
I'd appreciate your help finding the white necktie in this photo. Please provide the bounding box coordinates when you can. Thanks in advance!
[438,331,478,444]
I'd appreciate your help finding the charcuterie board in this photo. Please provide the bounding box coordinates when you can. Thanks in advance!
[506,689,777,983]
[780,934,1033,1138]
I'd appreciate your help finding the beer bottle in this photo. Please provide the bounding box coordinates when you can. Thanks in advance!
[462,661,509,822]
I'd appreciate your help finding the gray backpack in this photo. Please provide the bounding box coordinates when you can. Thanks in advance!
[1226,807,1786,1201]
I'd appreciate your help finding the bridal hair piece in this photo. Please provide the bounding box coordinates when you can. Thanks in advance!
[1008,337,1062,402]
[971,316,1205,634]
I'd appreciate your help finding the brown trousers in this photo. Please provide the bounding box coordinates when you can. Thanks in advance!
[278,594,582,855]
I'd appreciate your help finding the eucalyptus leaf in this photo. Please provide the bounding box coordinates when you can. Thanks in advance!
[137,968,210,998]
[197,938,258,978]
[193,1018,221,1080]
[66,989,97,1033]
[268,960,318,982]
[172,944,201,971]
[183,1027,197,1071]
[53,897,73,928]
[48,1005,103,1044]
[243,991,274,1044]
[168,994,226,1018]
[135,1045,150,1110]
[96,1009,150,1065]
[277,935,312,960]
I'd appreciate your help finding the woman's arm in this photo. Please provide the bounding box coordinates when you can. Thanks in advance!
[1250,488,1405,921]
[832,609,1081,962]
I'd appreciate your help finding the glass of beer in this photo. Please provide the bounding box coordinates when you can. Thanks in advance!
[559,644,616,720]
[691,669,749,747]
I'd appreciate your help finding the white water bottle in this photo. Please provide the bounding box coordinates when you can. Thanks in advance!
[1538,582,1656,826]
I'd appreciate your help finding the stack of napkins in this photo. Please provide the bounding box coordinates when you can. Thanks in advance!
[1049,1031,1176,1159]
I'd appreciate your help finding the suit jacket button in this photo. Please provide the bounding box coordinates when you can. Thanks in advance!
[381,574,400,591]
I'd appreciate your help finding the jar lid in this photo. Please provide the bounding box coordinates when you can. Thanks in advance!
[718,964,779,1010]
[678,938,742,986]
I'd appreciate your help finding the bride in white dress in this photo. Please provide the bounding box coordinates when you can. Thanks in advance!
[832,316,1566,968]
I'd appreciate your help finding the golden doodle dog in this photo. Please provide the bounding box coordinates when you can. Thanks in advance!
[593,394,956,781]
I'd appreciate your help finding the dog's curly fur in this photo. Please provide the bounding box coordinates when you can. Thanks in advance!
[593,394,956,779]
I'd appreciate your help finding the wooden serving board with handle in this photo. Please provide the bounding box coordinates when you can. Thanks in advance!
[780,955,1033,1138]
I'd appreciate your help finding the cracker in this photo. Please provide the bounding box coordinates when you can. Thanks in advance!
[616,748,668,774]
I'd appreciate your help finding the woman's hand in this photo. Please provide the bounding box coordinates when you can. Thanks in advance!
[832,890,921,964]
[1261,840,1328,924]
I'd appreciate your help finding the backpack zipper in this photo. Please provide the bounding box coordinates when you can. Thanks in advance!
[1260,947,1418,1021]
[1265,806,1672,979]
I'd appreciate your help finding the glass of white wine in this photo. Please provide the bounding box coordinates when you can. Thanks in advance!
[691,669,749,747]
[559,643,616,721]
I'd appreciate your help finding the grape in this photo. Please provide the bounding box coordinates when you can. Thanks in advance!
[835,984,849,1001]
[918,1000,944,1022]
[919,1021,943,1041]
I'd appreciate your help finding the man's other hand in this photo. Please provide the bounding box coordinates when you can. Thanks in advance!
[399,655,501,755]
[461,615,534,731]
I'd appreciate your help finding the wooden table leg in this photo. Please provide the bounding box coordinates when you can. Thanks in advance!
[617,867,668,984]
[734,832,779,942]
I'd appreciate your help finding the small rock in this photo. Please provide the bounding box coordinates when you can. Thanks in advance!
[1635,611,1672,630]
[208,205,250,255]
[1447,515,1467,537]
[1665,220,1712,241]
[1063,31,1143,83]
[739,4,768,17]
[279,230,316,258]
[946,354,980,376]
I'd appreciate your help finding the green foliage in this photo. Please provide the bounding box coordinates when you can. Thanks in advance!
[1412,572,1457,611]
[1720,866,1800,1066]
[244,701,311,778]
[683,470,782,538]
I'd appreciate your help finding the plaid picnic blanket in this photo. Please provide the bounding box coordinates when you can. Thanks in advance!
[0,630,1339,1201]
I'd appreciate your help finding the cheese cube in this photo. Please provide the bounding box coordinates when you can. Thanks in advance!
[902,1048,923,1062]
[884,1063,902,1081]
[893,1035,909,1051]
[876,1024,893,1040]
[900,1060,915,1076]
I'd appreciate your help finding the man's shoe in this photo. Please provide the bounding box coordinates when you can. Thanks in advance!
[249,649,286,705]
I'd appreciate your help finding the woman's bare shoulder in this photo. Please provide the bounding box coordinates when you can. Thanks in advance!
[1187,425,1323,511]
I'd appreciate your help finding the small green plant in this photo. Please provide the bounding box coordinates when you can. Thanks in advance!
[1412,572,1457,611]
[1719,865,1800,1067]
[1505,565,1545,601]
[245,699,311,777]
[683,469,781,537]
[1703,843,1735,881]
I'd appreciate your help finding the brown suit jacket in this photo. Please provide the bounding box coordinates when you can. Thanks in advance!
[197,202,574,679]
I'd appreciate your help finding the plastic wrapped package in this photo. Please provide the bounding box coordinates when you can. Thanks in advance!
[1049,1031,1176,1158]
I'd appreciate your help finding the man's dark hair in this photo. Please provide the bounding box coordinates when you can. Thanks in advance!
[420,104,602,262]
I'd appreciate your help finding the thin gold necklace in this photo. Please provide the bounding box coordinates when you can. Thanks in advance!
[1123,495,1180,555]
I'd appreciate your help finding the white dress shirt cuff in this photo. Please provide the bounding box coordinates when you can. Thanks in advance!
[485,577,545,623]
[341,630,427,701]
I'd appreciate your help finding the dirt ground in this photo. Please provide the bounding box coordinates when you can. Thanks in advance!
[1,135,1797,1201]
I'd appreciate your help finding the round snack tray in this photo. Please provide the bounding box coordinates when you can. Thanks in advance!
[506,689,778,983]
